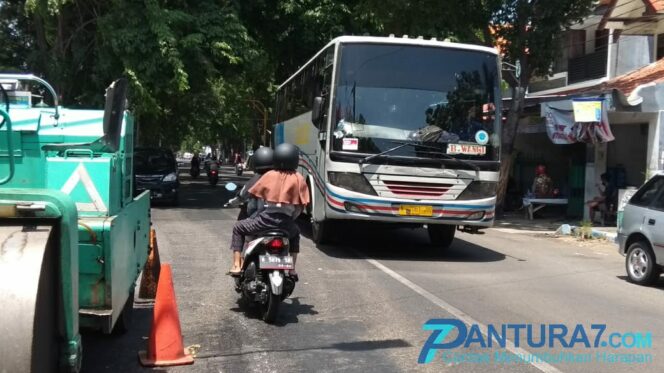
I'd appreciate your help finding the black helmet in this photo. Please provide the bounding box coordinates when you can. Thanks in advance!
[252,146,274,174]
[273,143,300,171]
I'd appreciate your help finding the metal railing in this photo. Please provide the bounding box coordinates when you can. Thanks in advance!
[567,49,608,84]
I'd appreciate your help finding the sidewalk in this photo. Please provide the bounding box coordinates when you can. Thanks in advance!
[492,212,618,242]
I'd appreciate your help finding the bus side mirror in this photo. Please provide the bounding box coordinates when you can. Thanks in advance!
[312,96,323,128]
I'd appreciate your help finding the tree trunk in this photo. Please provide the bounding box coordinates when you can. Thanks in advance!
[496,86,527,214]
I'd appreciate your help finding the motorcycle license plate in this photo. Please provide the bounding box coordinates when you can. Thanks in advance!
[259,255,294,270]
[398,205,433,217]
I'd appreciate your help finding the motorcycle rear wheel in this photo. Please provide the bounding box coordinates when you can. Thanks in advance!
[261,289,280,323]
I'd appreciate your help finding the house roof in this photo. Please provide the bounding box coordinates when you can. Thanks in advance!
[538,57,664,97]
[646,0,664,12]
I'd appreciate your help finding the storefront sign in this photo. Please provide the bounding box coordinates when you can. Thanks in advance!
[572,99,603,122]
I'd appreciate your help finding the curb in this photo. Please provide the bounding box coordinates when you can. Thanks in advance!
[556,224,618,243]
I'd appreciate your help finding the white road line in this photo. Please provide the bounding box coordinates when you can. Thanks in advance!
[365,258,563,373]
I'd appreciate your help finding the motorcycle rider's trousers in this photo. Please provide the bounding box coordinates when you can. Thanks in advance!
[229,211,300,253]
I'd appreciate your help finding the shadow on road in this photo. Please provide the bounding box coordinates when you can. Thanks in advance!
[616,275,664,288]
[151,174,246,210]
[229,296,318,326]
[299,219,506,263]
[195,337,411,359]
[80,306,164,373]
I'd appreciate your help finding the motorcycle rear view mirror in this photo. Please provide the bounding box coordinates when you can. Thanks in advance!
[225,182,238,192]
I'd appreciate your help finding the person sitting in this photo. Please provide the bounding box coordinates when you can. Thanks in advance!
[587,173,617,224]
[227,143,309,275]
[532,165,553,198]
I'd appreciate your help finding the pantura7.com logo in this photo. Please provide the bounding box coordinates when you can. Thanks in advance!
[419,319,652,365]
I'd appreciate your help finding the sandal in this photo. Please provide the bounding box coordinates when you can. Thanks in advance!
[226,266,242,276]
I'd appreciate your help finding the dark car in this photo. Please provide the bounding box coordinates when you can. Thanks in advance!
[134,148,179,205]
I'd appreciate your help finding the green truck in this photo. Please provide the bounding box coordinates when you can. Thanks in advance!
[0,74,151,372]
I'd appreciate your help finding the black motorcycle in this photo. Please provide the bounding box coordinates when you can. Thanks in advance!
[236,231,295,322]
[224,183,296,323]
[207,161,219,186]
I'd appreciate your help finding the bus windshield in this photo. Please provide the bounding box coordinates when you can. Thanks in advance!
[331,43,500,162]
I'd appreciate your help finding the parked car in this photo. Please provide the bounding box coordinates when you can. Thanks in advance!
[134,147,180,205]
[618,172,664,285]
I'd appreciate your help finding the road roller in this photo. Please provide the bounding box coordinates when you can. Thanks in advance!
[0,74,150,372]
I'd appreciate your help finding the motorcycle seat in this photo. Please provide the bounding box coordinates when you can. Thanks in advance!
[262,229,289,237]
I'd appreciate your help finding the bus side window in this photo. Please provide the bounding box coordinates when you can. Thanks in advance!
[312,47,334,131]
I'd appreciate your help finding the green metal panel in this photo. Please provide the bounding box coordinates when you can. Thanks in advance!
[101,191,150,328]
[77,217,107,309]
[1,77,149,365]
[567,164,586,217]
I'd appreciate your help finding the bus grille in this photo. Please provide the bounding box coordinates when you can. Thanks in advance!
[382,180,454,197]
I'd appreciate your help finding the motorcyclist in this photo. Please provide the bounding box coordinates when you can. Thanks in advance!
[233,152,243,166]
[225,146,274,220]
[190,154,200,173]
[227,143,309,276]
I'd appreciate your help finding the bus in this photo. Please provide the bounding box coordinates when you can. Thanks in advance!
[273,36,502,248]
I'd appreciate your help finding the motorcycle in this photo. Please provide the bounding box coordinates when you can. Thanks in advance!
[190,163,200,178]
[235,162,244,176]
[207,160,219,186]
[224,182,296,323]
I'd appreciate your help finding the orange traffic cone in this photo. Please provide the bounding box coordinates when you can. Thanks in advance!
[138,228,161,300]
[138,263,194,367]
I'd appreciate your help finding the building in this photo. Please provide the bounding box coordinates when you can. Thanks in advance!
[513,0,664,220]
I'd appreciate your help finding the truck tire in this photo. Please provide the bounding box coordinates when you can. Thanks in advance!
[428,224,456,249]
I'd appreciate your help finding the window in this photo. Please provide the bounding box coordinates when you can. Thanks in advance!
[631,176,664,207]
[651,178,664,211]
[595,29,609,51]
[277,45,335,124]
[657,33,664,61]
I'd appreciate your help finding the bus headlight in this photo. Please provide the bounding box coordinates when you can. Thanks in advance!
[457,181,496,200]
[328,172,377,196]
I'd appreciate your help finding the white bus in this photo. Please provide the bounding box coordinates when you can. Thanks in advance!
[274,36,501,248]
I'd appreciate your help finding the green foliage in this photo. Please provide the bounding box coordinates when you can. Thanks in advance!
[577,220,594,240]
[0,0,596,158]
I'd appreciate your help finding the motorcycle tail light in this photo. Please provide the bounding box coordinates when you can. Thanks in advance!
[211,170,217,175]
[264,237,288,253]
[269,238,284,249]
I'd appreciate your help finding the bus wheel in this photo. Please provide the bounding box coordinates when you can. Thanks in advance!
[311,219,333,245]
[428,225,455,249]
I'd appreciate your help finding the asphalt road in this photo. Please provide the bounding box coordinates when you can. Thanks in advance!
[82,167,664,373]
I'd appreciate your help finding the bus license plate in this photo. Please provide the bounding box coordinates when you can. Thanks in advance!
[447,144,486,155]
[398,205,433,217]
[259,255,294,270]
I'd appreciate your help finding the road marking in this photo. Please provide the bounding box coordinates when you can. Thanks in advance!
[365,258,563,373]
[61,163,108,212]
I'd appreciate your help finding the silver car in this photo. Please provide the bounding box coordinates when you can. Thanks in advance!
[618,172,664,285]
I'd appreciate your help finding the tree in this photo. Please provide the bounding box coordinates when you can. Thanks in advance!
[487,0,595,210]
